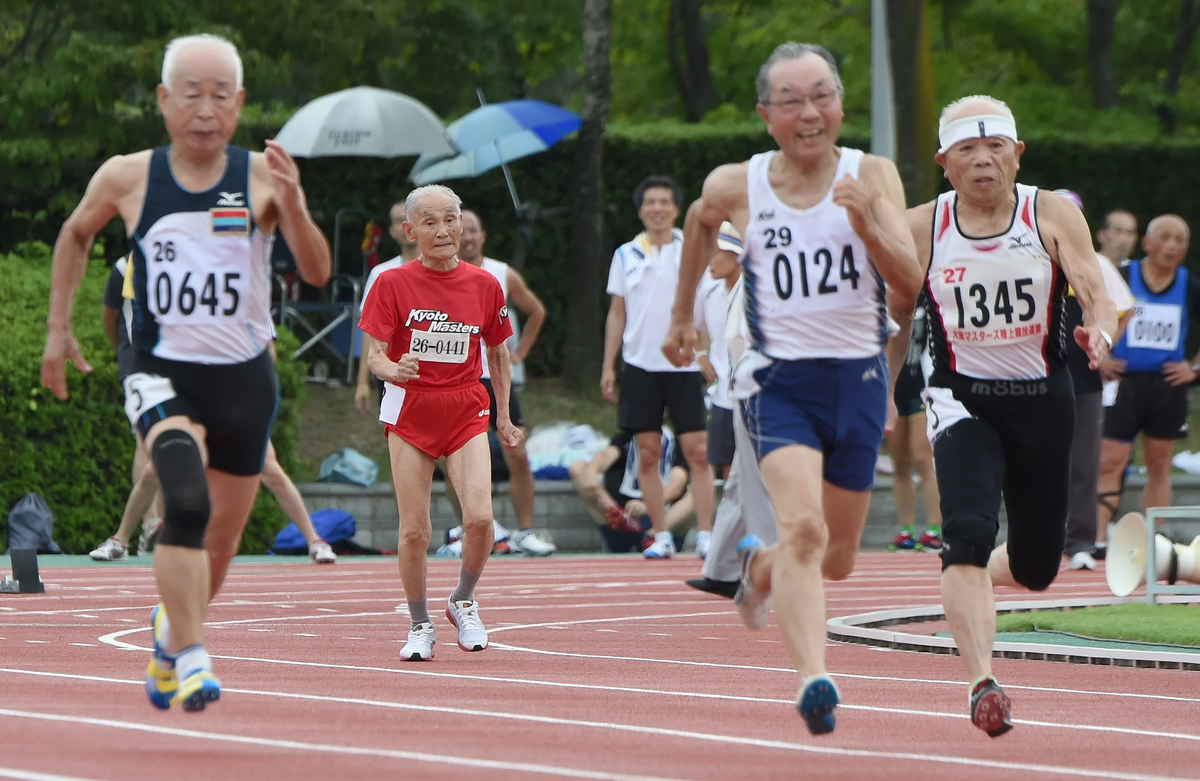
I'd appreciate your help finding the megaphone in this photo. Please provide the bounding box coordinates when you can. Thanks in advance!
[1105,512,1200,597]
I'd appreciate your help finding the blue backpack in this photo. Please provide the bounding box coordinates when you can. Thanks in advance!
[272,508,357,554]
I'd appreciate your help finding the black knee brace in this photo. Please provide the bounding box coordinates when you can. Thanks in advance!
[940,514,998,570]
[151,429,210,549]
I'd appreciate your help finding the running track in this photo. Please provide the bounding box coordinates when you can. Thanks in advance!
[0,554,1197,781]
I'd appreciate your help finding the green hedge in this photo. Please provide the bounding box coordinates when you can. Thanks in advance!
[6,121,1200,377]
[0,250,305,554]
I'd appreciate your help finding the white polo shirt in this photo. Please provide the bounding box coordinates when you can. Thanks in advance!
[694,269,732,409]
[361,254,407,310]
[606,229,698,373]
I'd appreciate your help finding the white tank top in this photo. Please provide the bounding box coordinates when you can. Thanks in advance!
[741,148,887,360]
[478,257,523,381]
[925,184,1068,381]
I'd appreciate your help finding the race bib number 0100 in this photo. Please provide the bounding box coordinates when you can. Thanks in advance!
[1126,302,1181,351]
[936,261,1047,345]
[410,329,470,363]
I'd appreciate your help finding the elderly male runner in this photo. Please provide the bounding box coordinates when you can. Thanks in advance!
[663,42,922,735]
[41,33,331,711]
[908,96,1115,736]
[358,185,520,661]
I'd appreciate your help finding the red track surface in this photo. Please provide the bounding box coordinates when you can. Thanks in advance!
[0,553,1197,780]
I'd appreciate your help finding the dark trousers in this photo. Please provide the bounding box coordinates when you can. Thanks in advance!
[1065,390,1103,556]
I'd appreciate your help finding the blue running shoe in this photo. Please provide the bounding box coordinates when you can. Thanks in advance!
[734,535,771,629]
[174,667,221,712]
[145,604,177,710]
[796,674,840,735]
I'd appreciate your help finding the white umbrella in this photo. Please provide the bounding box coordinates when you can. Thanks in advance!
[274,86,457,158]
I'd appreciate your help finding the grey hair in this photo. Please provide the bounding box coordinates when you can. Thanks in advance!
[938,94,1013,130]
[162,34,243,90]
[405,184,463,222]
[1146,214,1190,241]
[755,42,843,104]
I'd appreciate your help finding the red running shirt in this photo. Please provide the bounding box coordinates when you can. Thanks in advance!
[358,260,512,391]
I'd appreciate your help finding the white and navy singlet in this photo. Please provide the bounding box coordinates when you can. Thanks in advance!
[126,145,274,364]
[739,148,888,362]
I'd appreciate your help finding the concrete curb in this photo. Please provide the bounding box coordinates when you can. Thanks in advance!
[826,596,1200,672]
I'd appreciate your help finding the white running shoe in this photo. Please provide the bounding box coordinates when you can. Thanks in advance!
[643,531,676,559]
[137,518,163,556]
[399,621,437,661]
[511,529,556,557]
[1068,550,1097,571]
[90,537,128,561]
[308,538,338,564]
[696,531,711,560]
[446,598,488,651]
[734,535,771,629]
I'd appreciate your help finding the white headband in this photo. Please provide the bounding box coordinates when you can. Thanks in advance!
[937,114,1019,154]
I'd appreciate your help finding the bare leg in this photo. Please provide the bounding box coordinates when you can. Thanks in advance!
[635,432,666,533]
[941,564,996,682]
[439,456,464,523]
[389,433,436,602]
[446,433,495,575]
[501,430,535,530]
[680,430,713,532]
[146,417,210,654]
[568,459,622,523]
[1097,439,1134,545]
[115,460,161,547]
[1141,436,1175,512]
[260,441,320,545]
[203,469,265,599]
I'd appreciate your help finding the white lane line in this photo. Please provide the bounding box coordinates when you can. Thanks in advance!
[294,633,318,637]
[0,707,684,781]
[0,696,1188,781]
[0,766,110,781]
[24,640,49,645]
[70,643,96,648]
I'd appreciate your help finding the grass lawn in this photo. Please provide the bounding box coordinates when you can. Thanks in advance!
[995,604,1200,647]
[295,376,618,483]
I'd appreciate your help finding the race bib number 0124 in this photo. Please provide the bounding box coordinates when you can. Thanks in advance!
[410,329,470,363]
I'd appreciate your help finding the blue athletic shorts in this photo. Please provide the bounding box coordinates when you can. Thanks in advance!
[740,355,888,492]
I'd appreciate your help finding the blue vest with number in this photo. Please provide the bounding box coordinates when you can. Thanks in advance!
[1113,261,1188,372]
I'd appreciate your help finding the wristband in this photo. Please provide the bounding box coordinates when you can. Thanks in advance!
[696,350,708,357]
[1098,329,1113,349]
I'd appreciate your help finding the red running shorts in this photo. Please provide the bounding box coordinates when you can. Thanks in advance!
[384,383,491,459]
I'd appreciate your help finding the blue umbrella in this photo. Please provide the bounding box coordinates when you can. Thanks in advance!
[409,99,581,210]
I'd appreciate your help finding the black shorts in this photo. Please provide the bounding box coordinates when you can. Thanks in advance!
[618,365,707,435]
[926,371,1075,585]
[1103,372,1189,441]
[480,377,524,428]
[123,350,279,476]
[707,405,735,466]
[894,369,926,418]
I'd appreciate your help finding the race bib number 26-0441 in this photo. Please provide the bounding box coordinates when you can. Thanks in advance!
[410,329,470,363]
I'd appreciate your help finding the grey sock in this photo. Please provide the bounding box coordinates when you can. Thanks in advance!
[407,598,429,627]
[449,566,482,604]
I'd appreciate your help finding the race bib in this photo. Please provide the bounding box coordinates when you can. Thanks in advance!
[1126,302,1181,351]
[410,329,470,363]
[141,238,244,327]
[935,260,1047,346]
[122,372,177,426]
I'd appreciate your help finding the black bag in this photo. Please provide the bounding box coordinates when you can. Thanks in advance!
[6,493,64,554]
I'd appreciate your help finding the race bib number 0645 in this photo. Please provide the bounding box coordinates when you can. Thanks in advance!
[410,329,470,363]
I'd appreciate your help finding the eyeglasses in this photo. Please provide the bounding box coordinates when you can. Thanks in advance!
[763,89,840,114]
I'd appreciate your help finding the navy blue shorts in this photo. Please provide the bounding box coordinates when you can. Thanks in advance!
[740,355,888,492]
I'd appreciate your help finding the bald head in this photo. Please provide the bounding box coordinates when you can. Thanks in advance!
[1142,214,1190,271]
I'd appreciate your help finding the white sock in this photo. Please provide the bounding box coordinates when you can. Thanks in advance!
[175,645,212,682]
[655,531,673,544]
[697,531,711,543]
[158,611,175,662]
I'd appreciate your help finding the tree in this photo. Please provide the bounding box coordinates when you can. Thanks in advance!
[888,0,939,206]
[1158,0,1200,135]
[666,0,716,122]
[562,0,613,390]
[1086,0,1119,110]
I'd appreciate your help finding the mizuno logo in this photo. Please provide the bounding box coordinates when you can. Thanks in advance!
[756,209,775,221]
[1008,234,1034,250]
[217,191,245,207]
